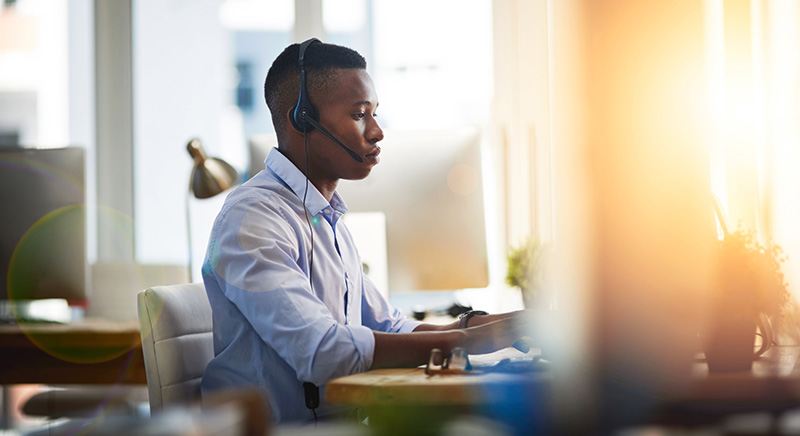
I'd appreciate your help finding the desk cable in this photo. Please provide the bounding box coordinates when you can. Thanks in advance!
[303,382,319,425]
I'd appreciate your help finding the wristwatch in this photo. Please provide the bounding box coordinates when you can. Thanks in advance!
[458,310,488,329]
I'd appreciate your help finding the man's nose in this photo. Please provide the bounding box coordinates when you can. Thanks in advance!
[368,118,384,143]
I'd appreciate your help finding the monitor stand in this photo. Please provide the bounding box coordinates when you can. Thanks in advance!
[0,299,72,324]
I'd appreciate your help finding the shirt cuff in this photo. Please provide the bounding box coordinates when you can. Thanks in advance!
[397,319,424,333]
[349,324,376,371]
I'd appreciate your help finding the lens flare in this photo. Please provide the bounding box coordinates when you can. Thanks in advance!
[8,205,85,304]
[9,206,142,365]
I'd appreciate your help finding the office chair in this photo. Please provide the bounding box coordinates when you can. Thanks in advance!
[247,133,277,179]
[137,283,214,412]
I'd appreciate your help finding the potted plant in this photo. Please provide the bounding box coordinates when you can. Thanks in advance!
[704,227,790,372]
[505,237,555,310]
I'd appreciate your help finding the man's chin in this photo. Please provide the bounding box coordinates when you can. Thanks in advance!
[343,173,371,182]
[342,166,375,181]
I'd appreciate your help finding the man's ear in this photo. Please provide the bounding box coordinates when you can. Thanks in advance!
[286,107,303,137]
[285,108,295,131]
[283,108,306,146]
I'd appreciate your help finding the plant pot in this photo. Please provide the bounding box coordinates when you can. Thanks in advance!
[704,311,757,372]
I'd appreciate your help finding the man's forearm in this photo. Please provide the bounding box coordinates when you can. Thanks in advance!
[371,315,531,369]
[411,320,459,332]
[371,330,466,369]
[460,311,524,328]
[411,310,527,332]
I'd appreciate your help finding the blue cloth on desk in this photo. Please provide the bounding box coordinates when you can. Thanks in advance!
[201,148,422,423]
[479,356,551,373]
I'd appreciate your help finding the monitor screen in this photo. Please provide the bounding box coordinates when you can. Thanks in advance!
[0,147,87,304]
[337,127,489,292]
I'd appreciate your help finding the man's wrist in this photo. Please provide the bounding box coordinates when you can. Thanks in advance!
[457,310,488,329]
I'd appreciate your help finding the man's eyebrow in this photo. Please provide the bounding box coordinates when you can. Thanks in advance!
[352,100,378,107]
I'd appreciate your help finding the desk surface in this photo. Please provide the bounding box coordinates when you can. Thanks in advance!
[678,345,800,411]
[327,345,800,408]
[326,348,547,407]
[0,319,147,385]
[326,367,547,407]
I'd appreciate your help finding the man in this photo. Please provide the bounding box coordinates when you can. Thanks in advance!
[201,39,532,423]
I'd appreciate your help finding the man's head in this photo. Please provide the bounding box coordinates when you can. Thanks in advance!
[263,41,383,188]
[264,41,367,139]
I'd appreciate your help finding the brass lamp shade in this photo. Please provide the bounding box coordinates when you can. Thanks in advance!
[186,138,238,199]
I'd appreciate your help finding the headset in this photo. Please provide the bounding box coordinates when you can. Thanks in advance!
[291,38,330,423]
[290,38,363,163]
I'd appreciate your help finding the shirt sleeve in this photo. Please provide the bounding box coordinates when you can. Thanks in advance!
[360,273,423,333]
[205,195,375,385]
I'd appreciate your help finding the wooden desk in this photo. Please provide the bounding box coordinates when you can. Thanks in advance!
[326,350,550,435]
[326,367,547,407]
[327,346,800,434]
[327,347,546,407]
[664,345,800,421]
[0,319,147,385]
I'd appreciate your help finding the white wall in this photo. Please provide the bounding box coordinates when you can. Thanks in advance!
[133,0,242,270]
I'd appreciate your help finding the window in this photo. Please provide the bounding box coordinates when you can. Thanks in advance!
[1,0,500,297]
[132,0,292,279]
[705,0,800,294]
[369,0,493,130]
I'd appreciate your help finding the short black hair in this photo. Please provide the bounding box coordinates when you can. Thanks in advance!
[264,41,367,137]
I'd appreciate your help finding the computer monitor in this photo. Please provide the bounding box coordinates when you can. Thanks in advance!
[0,147,87,308]
[337,127,489,292]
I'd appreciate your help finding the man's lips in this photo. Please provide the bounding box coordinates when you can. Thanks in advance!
[365,147,381,158]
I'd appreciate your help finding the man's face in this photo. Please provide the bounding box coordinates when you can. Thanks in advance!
[305,69,384,182]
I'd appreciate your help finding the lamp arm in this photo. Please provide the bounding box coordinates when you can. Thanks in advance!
[186,191,193,283]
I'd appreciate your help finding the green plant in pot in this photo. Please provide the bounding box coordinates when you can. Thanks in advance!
[705,227,789,372]
[505,237,555,311]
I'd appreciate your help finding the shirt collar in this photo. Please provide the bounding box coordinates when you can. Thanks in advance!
[264,147,349,219]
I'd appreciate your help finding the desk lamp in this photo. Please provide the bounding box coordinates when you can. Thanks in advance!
[186,138,238,281]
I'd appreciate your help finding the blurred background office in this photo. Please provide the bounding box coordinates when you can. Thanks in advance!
[2,0,800,433]
[0,0,510,321]
[7,0,798,318]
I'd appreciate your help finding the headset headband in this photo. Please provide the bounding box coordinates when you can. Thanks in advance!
[291,38,322,133]
[298,38,320,69]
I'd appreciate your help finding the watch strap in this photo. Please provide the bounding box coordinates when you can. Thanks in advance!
[458,310,488,329]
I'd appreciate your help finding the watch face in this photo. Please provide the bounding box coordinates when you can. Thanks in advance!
[458,310,488,329]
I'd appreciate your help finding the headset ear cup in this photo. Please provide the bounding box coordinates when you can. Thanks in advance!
[289,103,304,132]
[290,96,319,133]
[291,38,322,133]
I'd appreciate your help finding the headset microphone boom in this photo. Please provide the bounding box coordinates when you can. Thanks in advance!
[291,38,364,163]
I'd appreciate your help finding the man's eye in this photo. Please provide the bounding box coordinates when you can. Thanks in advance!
[353,113,366,120]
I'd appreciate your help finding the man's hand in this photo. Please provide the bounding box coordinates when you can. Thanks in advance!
[460,313,533,355]
[371,309,536,369]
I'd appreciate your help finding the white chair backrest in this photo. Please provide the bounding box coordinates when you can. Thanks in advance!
[247,133,277,178]
[137,283,213,412]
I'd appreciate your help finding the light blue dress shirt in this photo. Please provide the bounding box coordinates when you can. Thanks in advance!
[201,147,422,423]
